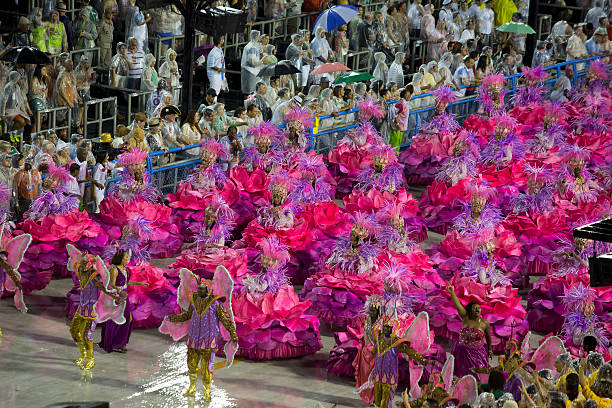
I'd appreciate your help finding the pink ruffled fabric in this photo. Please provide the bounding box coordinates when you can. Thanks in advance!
[327,144,375,196]
[419,179,472,235]
[229,286,322,359]
[16,210,108,293]
[168,247,248,286]
[96,197,183,258]
[399,131,458,186]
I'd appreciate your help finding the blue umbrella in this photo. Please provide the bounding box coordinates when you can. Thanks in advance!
[312,5,359,33]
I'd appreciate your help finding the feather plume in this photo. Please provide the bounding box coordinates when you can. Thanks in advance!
[433,86,458,105]
[357,97,384,120]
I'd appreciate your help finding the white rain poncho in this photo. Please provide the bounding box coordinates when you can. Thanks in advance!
[241,30,263,94]
[371,52,388,86]
[387,52,405,88]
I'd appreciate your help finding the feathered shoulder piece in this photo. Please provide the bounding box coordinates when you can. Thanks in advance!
[433,86,457,105]
[493,112,519,132]
[357,97,384,121]
[295,153,327,179]
[369,144,398,164]
[257,235,290,265]
[561,142,590,161]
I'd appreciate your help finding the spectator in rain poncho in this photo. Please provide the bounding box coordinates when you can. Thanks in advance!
[387,52,405,88]
[146,78,171,117]
[371,52,388,86]
[532,41,551,67]
[159,48,180,101]
[74,8,97,61]
[439,52,461,90]
[125,0,149,52]
[354,83,367,101]
[311,26,334,84]
[109,42,130,88]
[286,33,306,89]
[241,30,263,95]
[141,54,158,92]
[551,66,573,103]
[409,72,424,110]
[0,71,31,131]
[421,4,445,61]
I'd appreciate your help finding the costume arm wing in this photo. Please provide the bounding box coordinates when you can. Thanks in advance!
[213,265,238,367]
[530,336,567,372]
[94,256,126,325]
[3,234,32,312]
[442,355,455,393]
[402,311,431,355]
[177,268,199,311]
[452,375,478,406]
[521,331,532,359]
[409,359,424,400]
[66,243,83,273]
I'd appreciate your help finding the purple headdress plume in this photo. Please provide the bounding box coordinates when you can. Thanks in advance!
[351,211,382,237]
[361,120,384,145]
[268,170,295,193]
[28,186,80,220]
[117,147,148,174]
[561,142,590,162]
[433,86,457,105]
[378,261,419,317]
[419,111,460,134]
[460,247,508,287]
[242,236,291,296]
[552,235,590,276]
[295,154,327,180]
[562,283,595,313]
[481,73,505,91]
[561,283,609,347]
[436,131,479,184]
[46,160,72,187]
[524,163,555,184]
[357,97,384,121]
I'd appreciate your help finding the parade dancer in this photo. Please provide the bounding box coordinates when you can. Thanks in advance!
[160,266,238,399]
[66,244,125,370]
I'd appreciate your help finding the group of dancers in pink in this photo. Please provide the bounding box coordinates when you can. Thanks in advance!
[0,60,611,406]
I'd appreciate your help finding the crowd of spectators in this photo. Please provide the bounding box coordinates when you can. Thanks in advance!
[0,0,610,220]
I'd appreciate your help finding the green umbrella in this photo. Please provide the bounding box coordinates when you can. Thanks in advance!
[333,71,374,84]
[496,22,536,34]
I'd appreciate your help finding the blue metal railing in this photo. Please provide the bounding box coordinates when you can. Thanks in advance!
[102,55,608,197]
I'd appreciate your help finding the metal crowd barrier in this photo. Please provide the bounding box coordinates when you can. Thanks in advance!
[99,55,607,197]
[31,105,72,138]
[82,96,117,138]
[48,47,101,69]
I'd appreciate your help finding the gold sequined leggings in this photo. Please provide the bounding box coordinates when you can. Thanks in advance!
[373,382,395,408]
[69,313,97,342]
[187,348,214,385]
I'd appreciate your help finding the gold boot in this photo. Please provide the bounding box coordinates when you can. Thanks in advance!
[81,341,95,370]
[74,341,87,366]
[183,373,197,397]
[202,367,213,401]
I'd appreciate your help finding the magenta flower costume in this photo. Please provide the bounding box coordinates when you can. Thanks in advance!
[301,212,383,326]
[399,87,460,186]
[168,140,234,241]
[159,266,238,399]
[16,160,108,294]
[231,236,322,359]
[170,193,248,287]
[97,147,182,259]
[328,98,385,196]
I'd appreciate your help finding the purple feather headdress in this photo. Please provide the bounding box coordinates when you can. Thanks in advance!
[561,142,590,161]
[108,168,160,204]
[512,84,545,106]
[511,185,554,215]
[327,234,379,274]
[46,160,72,187]
[27,186,80,220]
[186,162,227,190]
[419,111,460,134]
[288,178,333,204]
[562,283,595,312]
[193,217,234,250]
[351,211,382,237]
[524,163,555,184]
[436,151,477,185]
[357,97,384,121]
[356,162,404,192]
[453,201,502,237]
[481,132,525,166]
[552,236,590,277]
[481,73,505,90]
[284,105,314,130]
[460,247,508,287]
[433,86,457,105]
[201,139,229,160]
[242,262,289,296]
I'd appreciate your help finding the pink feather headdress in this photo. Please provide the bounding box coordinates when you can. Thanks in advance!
[494,112,519,130]
[377,202,405,222]
[467,179,495,199]
[481,73,505,90]
[589,60,609,80]
[368,144,398,163]
[296,154,326,179]
[284,106,313,130]
[357,97,384,121]
[46,159,72,186]
[204,192,235,221]
[433,86,457,105]
[268,170,295,191]
[117,147,148,172]
[257,235,290,264]
[379,261,410,292]
[249,121,280,142]
[201,139,229,159]
[521,66,547,83]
